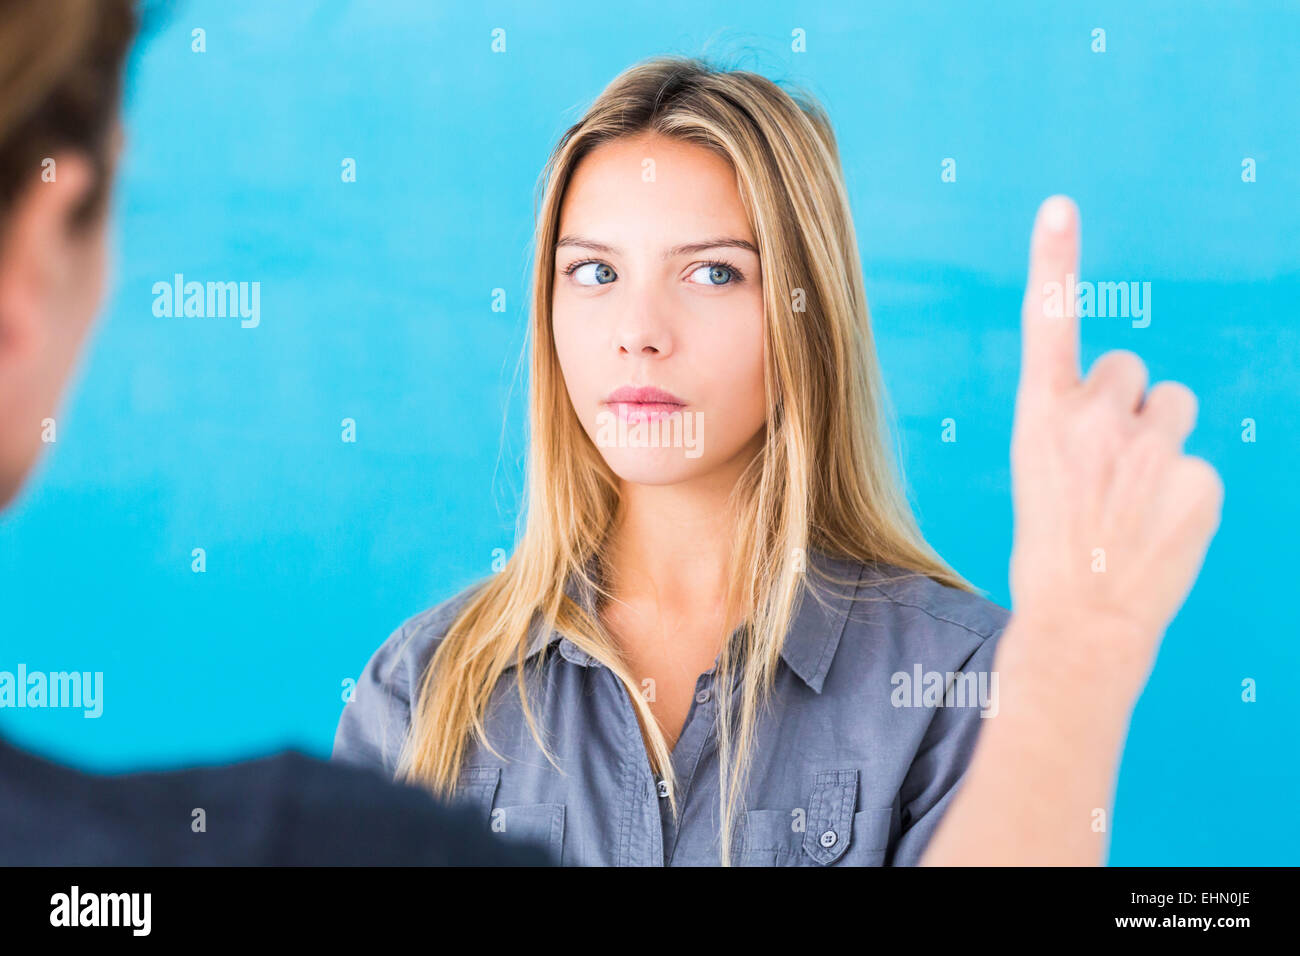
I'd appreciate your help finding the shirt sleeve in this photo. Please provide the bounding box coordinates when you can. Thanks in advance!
[887,626,1004,866]
[331,620,417,778]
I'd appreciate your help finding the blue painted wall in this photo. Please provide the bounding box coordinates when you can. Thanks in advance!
[1,1,1294,864]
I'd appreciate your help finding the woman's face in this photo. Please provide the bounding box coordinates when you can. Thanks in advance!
[552,132,767,488]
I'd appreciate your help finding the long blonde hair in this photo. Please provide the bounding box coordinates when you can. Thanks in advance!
[400,54,971,865]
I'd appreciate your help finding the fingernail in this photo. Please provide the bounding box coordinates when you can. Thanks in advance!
[1041,196,1073,233]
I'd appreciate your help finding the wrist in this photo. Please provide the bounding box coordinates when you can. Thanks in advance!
[994,613,1157,726]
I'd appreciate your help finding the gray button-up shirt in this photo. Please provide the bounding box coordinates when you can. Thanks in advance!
[332,552,1008,866]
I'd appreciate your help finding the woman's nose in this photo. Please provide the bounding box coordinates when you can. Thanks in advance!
[612,299,673,357]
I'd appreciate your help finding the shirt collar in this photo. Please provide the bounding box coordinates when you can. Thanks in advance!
[513,549,863,693]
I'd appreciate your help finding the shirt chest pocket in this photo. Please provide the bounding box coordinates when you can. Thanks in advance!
[736,769,894,866]
[458,766,565,865]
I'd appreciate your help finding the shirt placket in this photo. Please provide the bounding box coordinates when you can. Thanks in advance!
[657,668,719,864]
[581,626,749,866]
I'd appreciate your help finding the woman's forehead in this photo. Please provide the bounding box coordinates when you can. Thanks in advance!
[559,137,753,248]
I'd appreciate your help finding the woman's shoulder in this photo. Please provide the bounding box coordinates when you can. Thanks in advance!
[854,561,1009,643]
[818,557,1010,675]
[365,577,492,688]
[332,577,490,772]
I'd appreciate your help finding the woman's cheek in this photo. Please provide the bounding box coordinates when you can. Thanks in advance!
[553,309,588,373]
[700,312,766,454]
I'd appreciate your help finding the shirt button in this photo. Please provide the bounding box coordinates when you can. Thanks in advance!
[656,779,670,799]
[695,689,710,704]
[819,829,838,848]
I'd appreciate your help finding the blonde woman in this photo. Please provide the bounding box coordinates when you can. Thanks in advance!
[333,56,1221,866]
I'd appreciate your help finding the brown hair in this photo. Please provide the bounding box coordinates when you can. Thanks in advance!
[0,0,138,227]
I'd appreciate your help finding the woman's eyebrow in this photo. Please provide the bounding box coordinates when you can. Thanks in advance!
[555,235,759,258]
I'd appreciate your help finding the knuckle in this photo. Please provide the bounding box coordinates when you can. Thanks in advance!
[1113,349,1148,380]
[1071,402,1125,455]
[1092,349,1148,386]
[1129,423,1174,462]
[1117,427,1174,485]
[1180,456,1225,508]
[1076,389,1122,429]
[1149,380,1197,418]
[1076,385,1128,426]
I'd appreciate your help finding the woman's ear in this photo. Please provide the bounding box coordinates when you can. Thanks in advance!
[0,151,98,365]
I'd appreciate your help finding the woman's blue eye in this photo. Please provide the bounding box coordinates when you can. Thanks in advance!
[688,262,738,286]
[564,259,742,287]
[571,261,617,286]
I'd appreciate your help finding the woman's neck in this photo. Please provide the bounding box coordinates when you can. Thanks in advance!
[605,464,742,611]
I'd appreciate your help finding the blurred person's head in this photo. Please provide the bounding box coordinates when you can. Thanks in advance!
[0,0,137,508]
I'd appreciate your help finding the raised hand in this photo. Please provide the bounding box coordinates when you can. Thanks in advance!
[1008,195,1224,697]
[921,196,1226,866]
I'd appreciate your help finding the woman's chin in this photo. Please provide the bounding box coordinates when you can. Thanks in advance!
[599,451,710,487]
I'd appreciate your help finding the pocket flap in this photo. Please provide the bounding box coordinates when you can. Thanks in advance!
[801,769,859,864]
[457,766,501,826]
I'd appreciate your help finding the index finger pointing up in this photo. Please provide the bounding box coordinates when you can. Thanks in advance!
[1020,194,1082,398]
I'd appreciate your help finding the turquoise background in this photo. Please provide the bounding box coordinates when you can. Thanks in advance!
[0,1,1295,864]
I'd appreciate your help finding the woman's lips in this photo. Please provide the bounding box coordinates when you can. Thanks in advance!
[610,401,683,423]
[604,385,687,424]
